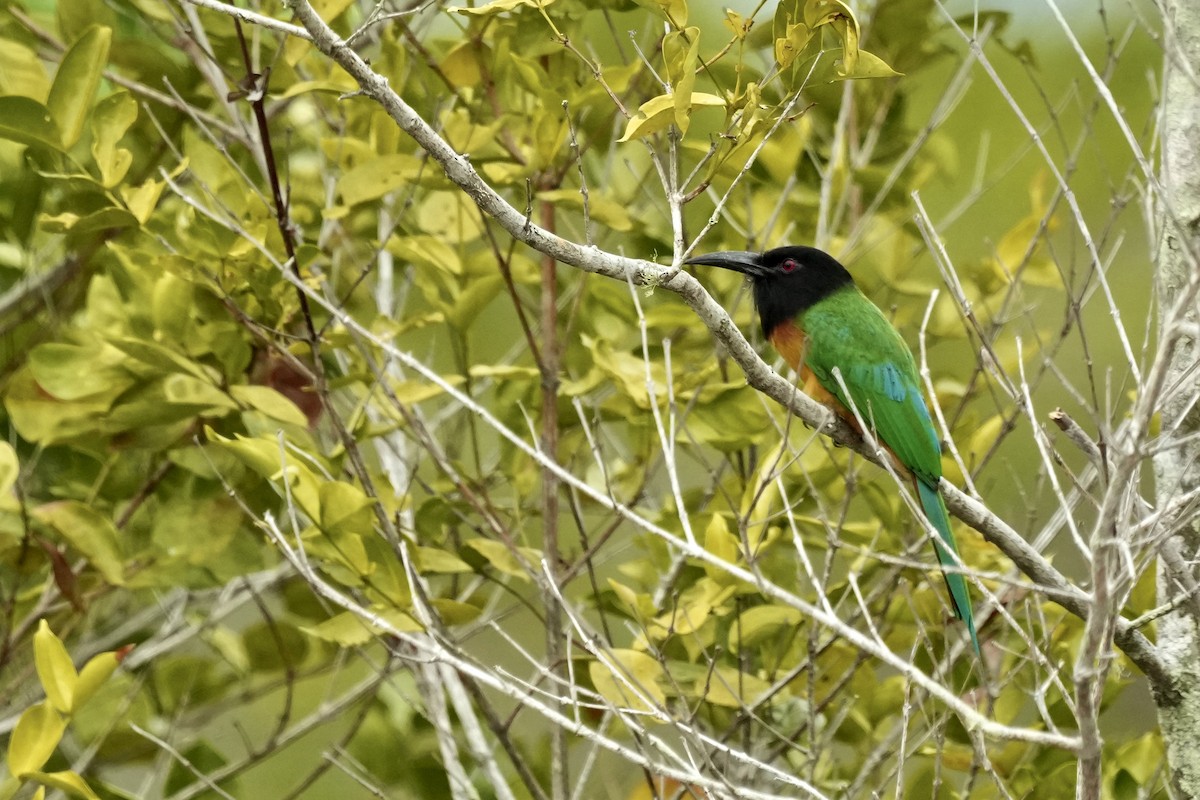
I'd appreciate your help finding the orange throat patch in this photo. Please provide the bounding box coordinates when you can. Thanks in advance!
[768,321,849,419]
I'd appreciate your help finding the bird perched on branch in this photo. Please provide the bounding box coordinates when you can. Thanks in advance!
[686,245,979,655]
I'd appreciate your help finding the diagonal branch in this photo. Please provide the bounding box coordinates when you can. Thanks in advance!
[187,0,1171,699]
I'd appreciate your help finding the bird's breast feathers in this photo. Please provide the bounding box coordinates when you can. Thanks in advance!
[768,320,844,410]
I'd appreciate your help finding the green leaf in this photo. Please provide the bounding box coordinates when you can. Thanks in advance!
[90,91,137,187]
[23,770,101,800]
[33,502,125,586]
[34,621,78,714]
[0,96,64,151]
[46,25,112,148]
[618,92,725,142]
[6,702,66,777]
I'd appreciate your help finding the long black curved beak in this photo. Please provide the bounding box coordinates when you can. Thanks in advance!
[683,250,766,277]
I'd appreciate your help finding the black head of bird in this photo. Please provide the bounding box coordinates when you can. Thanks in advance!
[684,246,855,338]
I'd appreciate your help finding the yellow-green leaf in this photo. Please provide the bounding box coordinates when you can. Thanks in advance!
[90,91,136,187]
[464,538,540,581]
[7,702,66,777]
[729,605,803,649]
[415,546,472,574]
[723,9,752,40]
[588,649,665,712]
[33,502,125,586]
[74,650,121,712]
[337,153,424,207]
[697,666,775,709]
[534,188,634,232]
[0,96,63,151]
[163,374,238,413]
[302,608,422,646]
[318,480,374,534]
[775,22,812,69]
[663,28,701,134]
[449,0,556,15]
[46,25,111,148]
[0,441,18,498]
[0,39,52,101]
[618,92,725,142]
[22,771,101,800]
[34,621,77,714]
[835,48,902,80]
[229,385,308,427]
[703,514,739,579]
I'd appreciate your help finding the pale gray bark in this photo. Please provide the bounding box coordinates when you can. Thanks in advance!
[1155,1,1200,796]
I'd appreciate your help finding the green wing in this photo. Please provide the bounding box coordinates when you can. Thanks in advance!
[801,288,979,653]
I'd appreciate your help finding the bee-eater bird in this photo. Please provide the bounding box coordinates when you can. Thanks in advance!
[686,245,979,655]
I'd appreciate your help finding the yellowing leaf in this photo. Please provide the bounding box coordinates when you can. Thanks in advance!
[0,441,18,497]
[302,608,423,646]
[589,649,665,712]
[449,0,555,15]
[663,28,701,133]
[703,514,739,579]
[46,25,112,148]
[775,23,811,69]
[835,49,902,80]
[415,546,472,574]
[318,480,374,534]
[464,538,540,581]
[34,621,77,714]
[0,39,52,101]
[23,770,101,800]
[229,385,309,427]
[90,91,136,187]
[74,650,121,712]
[337,153,424,207]
[7,702,66,777]
[441,40,487,88]
[534,189,633,232]
[697,666,775,708]
[163,374,238,413]
[729,605,803,649]
[723,9,752,40]
[618,92,725,143]
[33,502,125,586]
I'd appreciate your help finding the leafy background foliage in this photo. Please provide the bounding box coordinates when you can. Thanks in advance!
[0,0,1169,797]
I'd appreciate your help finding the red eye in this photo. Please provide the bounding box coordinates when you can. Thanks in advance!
[781,258,798,273]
